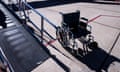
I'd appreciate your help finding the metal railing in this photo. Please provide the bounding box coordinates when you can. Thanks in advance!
[0,1,72,72]
[18,0,57,43]
[0,47,14,72]
[1,0,57,43]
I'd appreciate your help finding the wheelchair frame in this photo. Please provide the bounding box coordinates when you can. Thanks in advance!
[56,10,95,56]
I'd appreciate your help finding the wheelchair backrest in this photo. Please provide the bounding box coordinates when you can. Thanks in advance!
[62,11,80,28]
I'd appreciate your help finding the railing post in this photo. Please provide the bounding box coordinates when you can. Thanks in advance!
[41,17,44,43]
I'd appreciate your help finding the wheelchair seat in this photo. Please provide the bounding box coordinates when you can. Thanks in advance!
[62,11,91,38]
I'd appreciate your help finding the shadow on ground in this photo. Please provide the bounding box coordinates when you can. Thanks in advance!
[27,0,93,9]
[64,42,120,72]
[10,0,93,11]
[9,0,119,11]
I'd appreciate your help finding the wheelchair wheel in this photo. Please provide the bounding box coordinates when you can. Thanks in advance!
[56,27,77,50]
[79,34,95,55]
[56,27,70,47]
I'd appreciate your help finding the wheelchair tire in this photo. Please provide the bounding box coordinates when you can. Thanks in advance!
[56,27,68,47]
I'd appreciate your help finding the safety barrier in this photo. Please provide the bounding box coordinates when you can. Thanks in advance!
[17,0,57,43]
[1,0,58,43]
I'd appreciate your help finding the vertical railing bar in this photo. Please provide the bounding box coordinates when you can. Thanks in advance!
[28,19,55,39]
[41,17,44,43]
[22,1,57,29]
[28,18,55,40]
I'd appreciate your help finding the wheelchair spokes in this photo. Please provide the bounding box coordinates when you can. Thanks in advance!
[56,27,78,53]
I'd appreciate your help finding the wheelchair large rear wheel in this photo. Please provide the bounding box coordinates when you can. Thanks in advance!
[56,27,70,47]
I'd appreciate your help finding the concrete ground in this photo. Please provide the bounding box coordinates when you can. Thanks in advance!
[2,0,120,72]
[26,1,120,72]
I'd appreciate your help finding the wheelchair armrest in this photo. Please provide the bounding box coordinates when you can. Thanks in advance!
[62,22,68,26]
[80,17,88,22]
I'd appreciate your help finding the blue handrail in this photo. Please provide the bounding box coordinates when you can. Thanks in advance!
[22,1,57,29]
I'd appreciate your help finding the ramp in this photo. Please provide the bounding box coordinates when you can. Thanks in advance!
[0,25,49,72]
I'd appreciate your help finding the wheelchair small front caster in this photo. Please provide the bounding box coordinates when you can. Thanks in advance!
[88,41,98,49]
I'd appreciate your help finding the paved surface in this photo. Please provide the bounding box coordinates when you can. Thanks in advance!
[1,0,120,72]
[26,1,120,72]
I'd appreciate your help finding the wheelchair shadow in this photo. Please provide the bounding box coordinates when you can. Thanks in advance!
[65,42,120,72]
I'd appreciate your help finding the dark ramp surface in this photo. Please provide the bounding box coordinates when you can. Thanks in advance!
[0,25,49,72]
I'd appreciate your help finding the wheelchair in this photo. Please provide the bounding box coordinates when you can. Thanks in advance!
[56,10,95,56]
